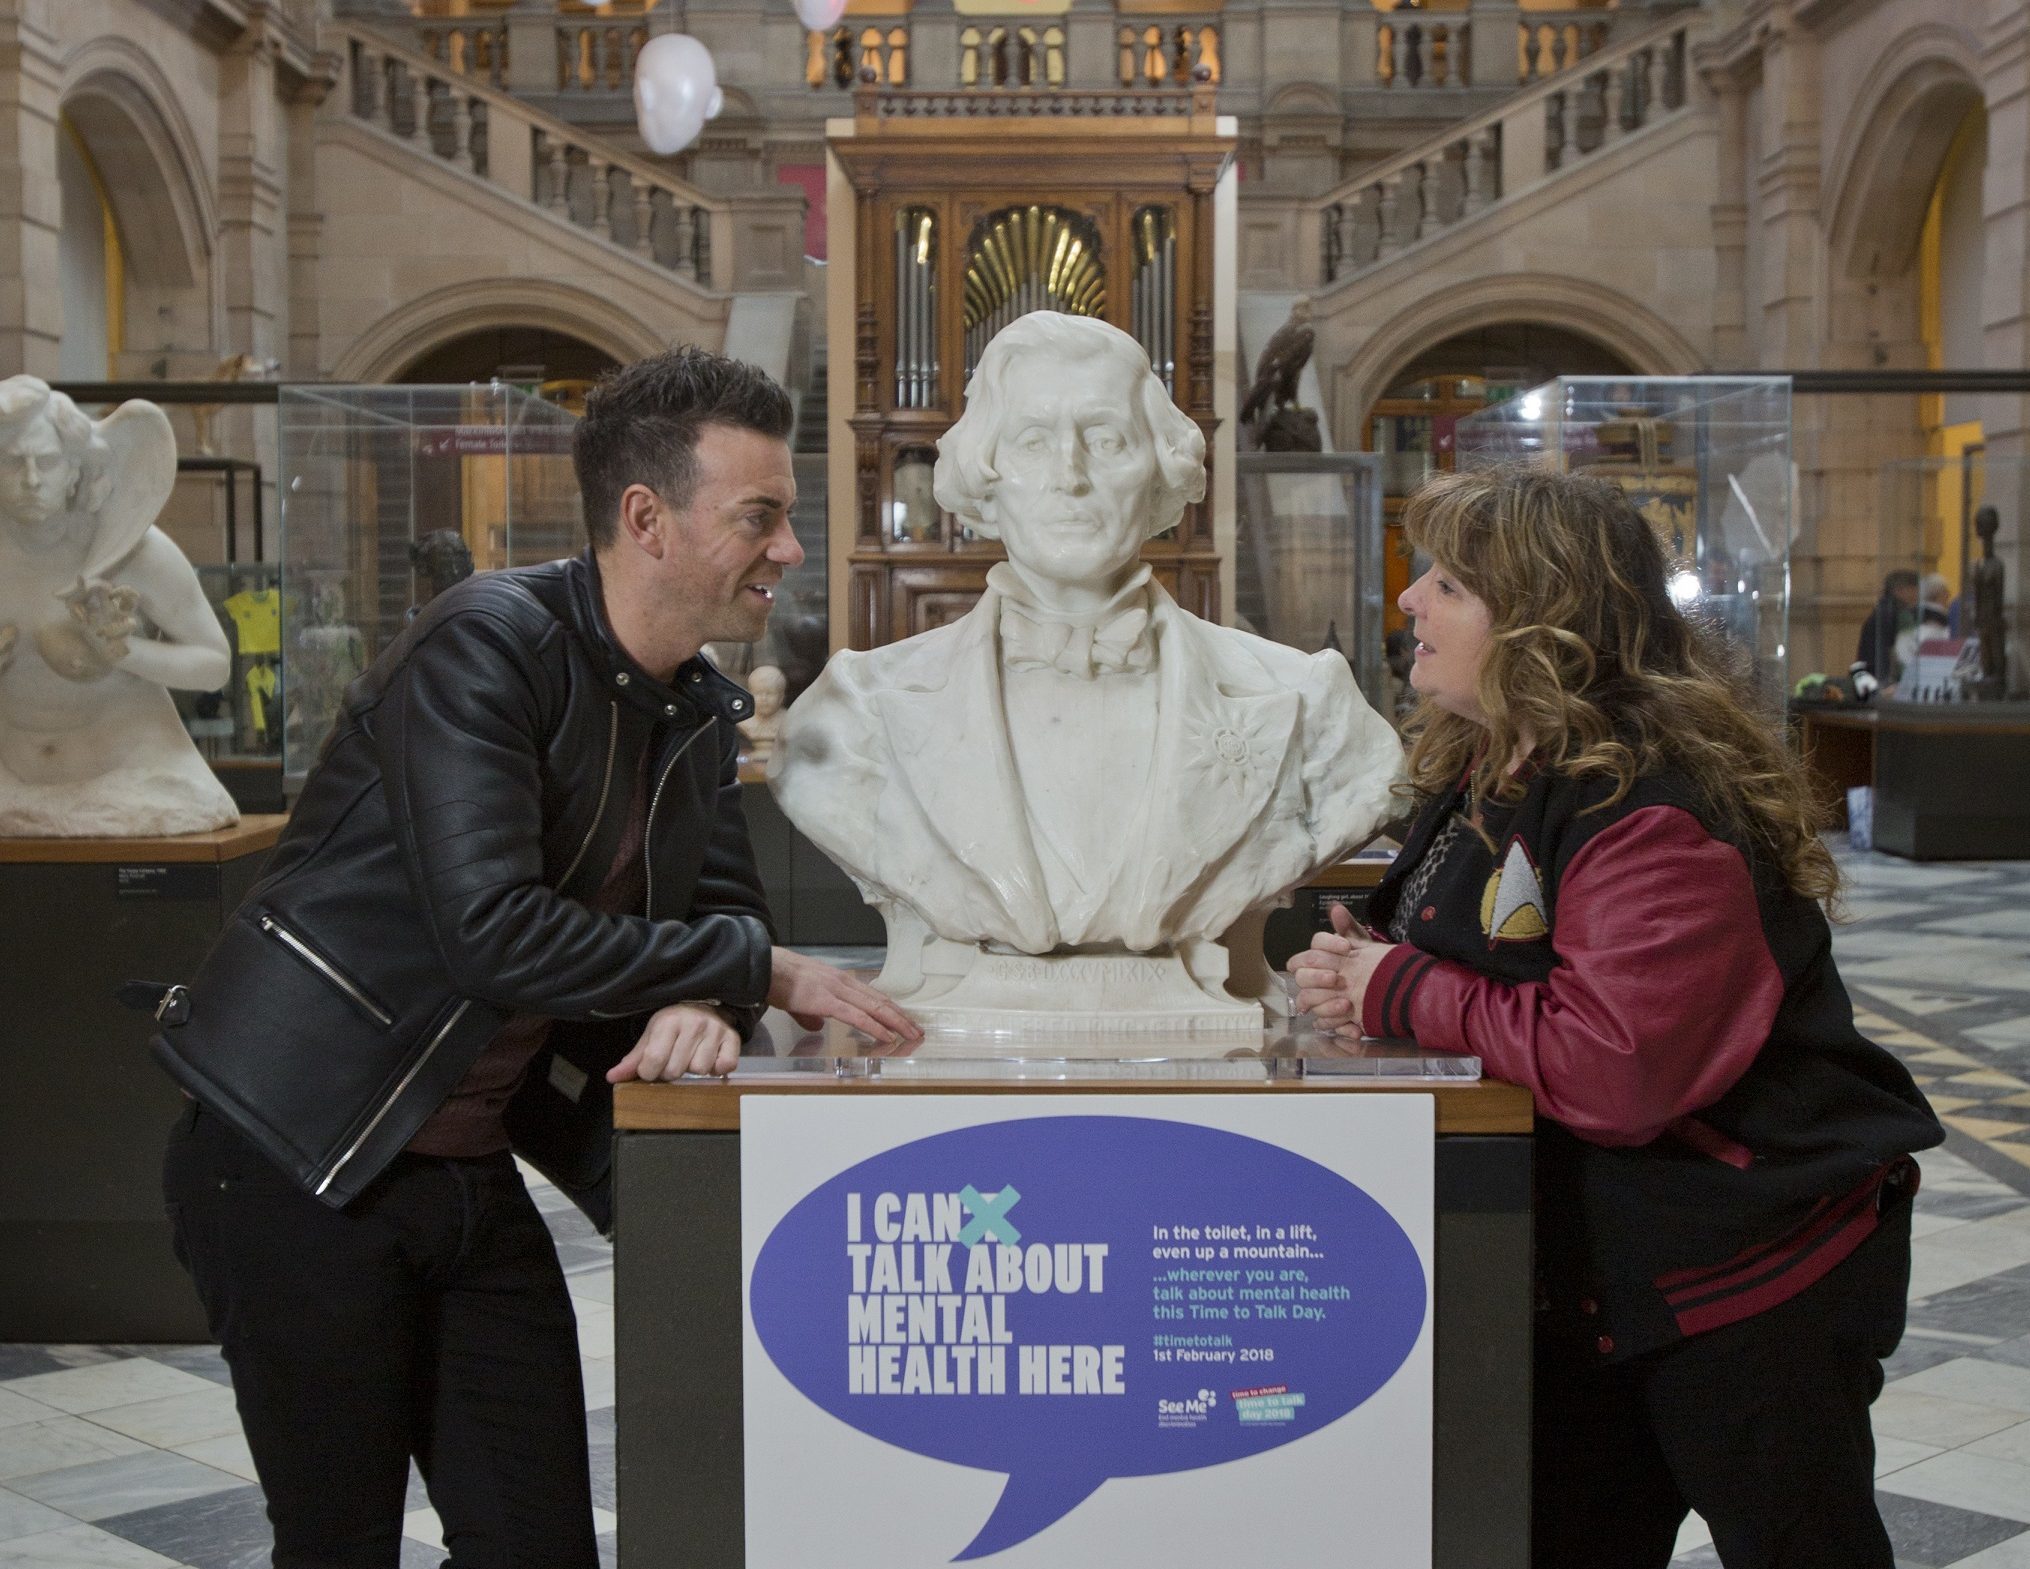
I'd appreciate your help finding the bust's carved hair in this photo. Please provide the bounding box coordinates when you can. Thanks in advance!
[933,312,1206,541]
[1401,464,1840,907]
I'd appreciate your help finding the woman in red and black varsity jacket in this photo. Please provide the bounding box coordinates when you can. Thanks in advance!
[1292,466,1941,1569]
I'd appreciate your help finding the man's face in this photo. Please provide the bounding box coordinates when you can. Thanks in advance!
[983,351,1158,591]
[0,416,76,528]
[656,424,801,646]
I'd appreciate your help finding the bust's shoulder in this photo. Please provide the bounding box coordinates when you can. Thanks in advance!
[823,609,986,694]
[1167,611,1353,693]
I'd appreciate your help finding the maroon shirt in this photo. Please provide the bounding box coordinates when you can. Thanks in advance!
[407,753,651,1157]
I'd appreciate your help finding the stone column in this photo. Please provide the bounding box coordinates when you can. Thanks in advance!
[218,2,287,369]
[505,0,562,99]
[1703,65,1749,369]
[1751,9,1821,371]
[285,52,340,379]
[1467,1,1524,90]
[0,1,64,377]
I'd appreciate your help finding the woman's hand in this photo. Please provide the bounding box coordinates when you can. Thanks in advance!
[608,1002,741,1082]
[1287,904,1397,1035]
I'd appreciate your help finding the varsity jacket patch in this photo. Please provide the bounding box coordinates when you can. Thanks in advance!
[1479,836,1549,945]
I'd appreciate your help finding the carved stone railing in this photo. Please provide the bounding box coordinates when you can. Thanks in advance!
[1319,12,1693,283]
[858,83,1216,122]
[1116,20,1221,89]
[332,21,721,286]
[416,18,509,89]
[555,15,653,95]
[809,24,912,90]
[1346,2,1684,92]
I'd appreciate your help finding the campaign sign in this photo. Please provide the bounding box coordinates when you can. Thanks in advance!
[742,1096,1433,1568]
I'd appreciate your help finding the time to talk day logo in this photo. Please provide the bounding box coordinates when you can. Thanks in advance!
[749,1116,1427,1560]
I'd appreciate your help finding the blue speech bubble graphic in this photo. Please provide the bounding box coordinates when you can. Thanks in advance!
[748,1115,1426,1560]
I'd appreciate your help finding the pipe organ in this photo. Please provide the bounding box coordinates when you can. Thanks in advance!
[831,79,1233,649]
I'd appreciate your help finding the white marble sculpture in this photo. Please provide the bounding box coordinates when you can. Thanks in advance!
[738,664,786,760]
[770,313,1402,1038]
[0,378,238,837]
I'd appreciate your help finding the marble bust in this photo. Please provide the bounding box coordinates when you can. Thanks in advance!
[770,313,1401,1036]
[0,378,237,837]
[738,664,786,759]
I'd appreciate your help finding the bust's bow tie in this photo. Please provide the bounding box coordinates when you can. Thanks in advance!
[1000,600,1155,679]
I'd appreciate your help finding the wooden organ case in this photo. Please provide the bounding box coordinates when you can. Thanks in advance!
[830,78,1234,649]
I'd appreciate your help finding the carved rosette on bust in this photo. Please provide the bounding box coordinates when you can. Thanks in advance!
[771,315,1402,1044]
[0,378,238,837]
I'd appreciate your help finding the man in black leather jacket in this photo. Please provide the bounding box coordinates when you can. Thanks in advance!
[152,347,916,1568]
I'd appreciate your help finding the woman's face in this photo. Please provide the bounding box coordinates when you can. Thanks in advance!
[1399,560,1494,724]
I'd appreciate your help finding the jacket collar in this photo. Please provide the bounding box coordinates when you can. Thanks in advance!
[561,549,755,728]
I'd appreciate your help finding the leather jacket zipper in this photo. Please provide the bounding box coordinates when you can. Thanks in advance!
[258,915,393,1028]
[585,719,714,1023]
[313,999,472,1197]
[645,719,715,919]
[557,701,619,892]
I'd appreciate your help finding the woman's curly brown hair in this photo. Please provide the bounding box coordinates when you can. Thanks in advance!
[1399,464,1840,906]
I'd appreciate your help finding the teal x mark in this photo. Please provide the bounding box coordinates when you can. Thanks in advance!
[958,1185,1022,1246]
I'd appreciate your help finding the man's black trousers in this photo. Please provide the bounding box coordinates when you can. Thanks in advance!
[163,1101,599,1569]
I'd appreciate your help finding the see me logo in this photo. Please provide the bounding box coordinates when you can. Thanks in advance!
[1156,1387,1220,1429]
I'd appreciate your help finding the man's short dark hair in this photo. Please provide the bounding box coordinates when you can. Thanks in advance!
[572,345,794,549]
[1883,569,1921,594]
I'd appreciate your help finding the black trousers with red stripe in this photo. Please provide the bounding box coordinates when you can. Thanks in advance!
[1530,1182,1914,1569]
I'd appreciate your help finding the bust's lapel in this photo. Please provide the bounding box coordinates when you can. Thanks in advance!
[1124,594,1301,923]
[873,598,1057,949]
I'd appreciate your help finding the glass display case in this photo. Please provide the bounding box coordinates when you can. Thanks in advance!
[1233,452,1389,717]
[1455,376,1794,705]
[277,383,581,784]
[179,560,284,773]
[1874,452,2025,702]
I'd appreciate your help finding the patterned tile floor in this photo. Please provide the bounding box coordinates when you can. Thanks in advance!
[2,845,2028,1567]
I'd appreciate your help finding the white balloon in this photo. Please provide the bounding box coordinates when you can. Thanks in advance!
[634,33,718,156]
[795,0,848,28]
[707,86,724,121]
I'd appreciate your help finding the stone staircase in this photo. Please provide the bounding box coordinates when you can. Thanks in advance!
[1297,7,1718,442]
[312,16,807,379]
[1315,9,1697,289]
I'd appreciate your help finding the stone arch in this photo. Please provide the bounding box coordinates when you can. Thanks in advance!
[1822,28,1985,285]
[1330,272,1703,444]
[60,45,215,290]
[331,280,670,383]
[59,40,218,367]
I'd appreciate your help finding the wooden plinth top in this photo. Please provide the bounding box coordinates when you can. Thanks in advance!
[0,814,288,864]
[1796,703,2030,736]
[615,1075,1532,1136]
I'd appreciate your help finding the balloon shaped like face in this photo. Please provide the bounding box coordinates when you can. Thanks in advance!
[794,0,849,27]
[633,33,722,157]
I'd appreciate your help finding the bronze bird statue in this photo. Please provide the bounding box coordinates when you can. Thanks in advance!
[1240,296,1315,431]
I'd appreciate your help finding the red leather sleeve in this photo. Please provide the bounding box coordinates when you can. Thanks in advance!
[1362,805,1786,1146]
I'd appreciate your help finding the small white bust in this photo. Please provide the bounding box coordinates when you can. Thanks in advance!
[771,314,1402,1036]
[0,377,237,837]
[738,664,787,759]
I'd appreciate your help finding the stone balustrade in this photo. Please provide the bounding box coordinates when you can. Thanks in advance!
[416,19,508,89]
[334,22,719,286]
[857,84,1214,123]
[555,16,653,95]
[1345,2,1686,92]
[1319,13,1692,283]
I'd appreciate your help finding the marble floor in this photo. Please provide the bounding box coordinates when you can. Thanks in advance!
[2,845,2028,1568]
